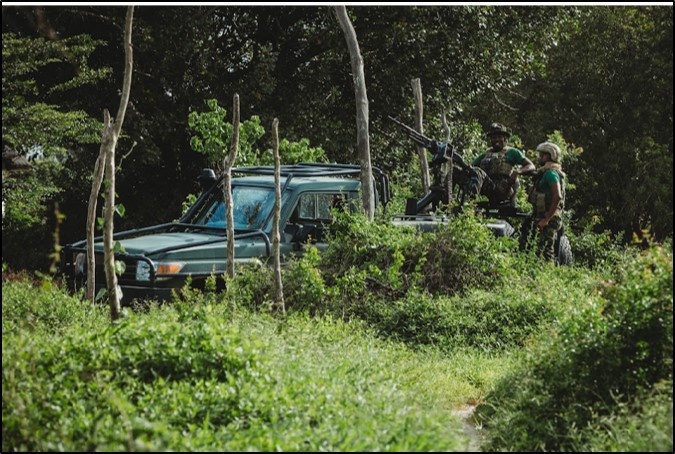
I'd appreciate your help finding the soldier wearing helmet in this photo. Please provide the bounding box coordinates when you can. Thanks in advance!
[466,122,535,208]
[520,141,566,261]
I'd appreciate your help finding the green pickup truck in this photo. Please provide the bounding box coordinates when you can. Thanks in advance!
[62,161,570,303]
[62,163,391,302]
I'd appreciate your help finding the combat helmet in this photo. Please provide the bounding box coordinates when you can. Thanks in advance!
[486,122,510,138]
[536,142,562,163]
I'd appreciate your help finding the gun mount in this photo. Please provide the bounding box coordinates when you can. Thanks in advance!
[388,115,473,214]
[388,116,470,171]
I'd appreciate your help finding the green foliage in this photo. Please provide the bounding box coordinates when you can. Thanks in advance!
[568,222,629,271]
[188,98,328,172]
[2,161,62,232]
[281,246,327,314]
[2,228,672,452]
[3,287,469,451]
[346,261,594,353]
[2,32,106,161]
[180,192,198,218]
[514,6,673,240]
[477,245,673,451]
[324,210,517,298]
[224,263,274,312]
[188,98,266,170]
[2,279,108,336]
[273,137,328,165]
[575,379,673,452]
[2,32,108,270]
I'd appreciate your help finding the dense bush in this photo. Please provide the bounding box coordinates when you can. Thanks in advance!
[576,379,673,452]
[2,292,469,451]
[568,224,630,270]
[2,278,108,336]
[215,212,605,356]
[323,210,518,297]
[477,245,673,451]
[345,261,597,353]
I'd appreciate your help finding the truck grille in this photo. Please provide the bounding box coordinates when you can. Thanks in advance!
[91,253,141,284]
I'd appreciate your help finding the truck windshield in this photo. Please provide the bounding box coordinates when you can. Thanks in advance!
[196,186,277,230]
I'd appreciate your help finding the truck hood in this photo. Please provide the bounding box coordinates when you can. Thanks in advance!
[117,232,226,256]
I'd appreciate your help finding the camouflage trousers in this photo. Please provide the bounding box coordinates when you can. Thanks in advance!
[519,215,562,261]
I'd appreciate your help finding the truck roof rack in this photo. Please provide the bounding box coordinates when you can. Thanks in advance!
[234,162,366,177]
[233,162,391,207]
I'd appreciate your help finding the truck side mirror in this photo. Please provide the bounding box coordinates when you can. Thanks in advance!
[198,168,217,194]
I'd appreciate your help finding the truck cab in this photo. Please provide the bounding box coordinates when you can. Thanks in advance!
[62,163,390,302]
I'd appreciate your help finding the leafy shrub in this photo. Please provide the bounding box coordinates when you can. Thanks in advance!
[2,279,108,335]
[348,280,562,352]
[3,298,468,451]
[225,263,274,311]
[221,250,328,315]
[568,224,628,270]
[323,210,517,298]
[576,379,673,452]
[2,307,262,451]
[477,245,673,451]
[281,246,327,314]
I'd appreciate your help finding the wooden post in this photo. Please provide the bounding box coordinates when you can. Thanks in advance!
[412,78,430,194]
[271,118,285,314]
[441,108,453,208]
[224,94,240,279]
[86,6,133,319]
[335,6,375,221]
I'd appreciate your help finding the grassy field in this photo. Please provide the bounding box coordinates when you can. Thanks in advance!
[3,220,672,451]
[3,279,514,451]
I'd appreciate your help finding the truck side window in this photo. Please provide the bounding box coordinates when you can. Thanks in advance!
[296,192,351,222]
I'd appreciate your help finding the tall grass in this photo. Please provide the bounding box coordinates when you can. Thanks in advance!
[476,245,673,451]
[3,287,484,451]
[3,218,672,451]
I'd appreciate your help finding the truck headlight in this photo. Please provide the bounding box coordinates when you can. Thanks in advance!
[136,260,152,281]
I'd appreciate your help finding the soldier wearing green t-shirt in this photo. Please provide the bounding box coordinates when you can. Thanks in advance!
[463,122,535,208]
[519,142,566,261]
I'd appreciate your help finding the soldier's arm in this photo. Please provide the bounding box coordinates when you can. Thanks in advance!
[538,179,562,230]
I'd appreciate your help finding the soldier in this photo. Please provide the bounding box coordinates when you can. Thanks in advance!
[520,142,566,261]
[465,122,535,208]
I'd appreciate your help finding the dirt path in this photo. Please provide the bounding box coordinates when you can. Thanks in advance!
[452,404,483,452]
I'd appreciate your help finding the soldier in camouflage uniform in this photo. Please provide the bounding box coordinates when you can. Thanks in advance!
[462,122,535,208]
[519,142,566,261]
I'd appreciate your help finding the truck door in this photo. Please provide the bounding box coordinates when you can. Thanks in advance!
[284,191,355,252]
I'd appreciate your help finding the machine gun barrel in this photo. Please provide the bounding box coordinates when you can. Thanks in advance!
[388,115,470,171]
[387,116,434,149]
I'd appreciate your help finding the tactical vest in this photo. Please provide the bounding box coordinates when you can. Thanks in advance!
[479,148,516,200]
[529,168,565,218]
[479,148,515,179]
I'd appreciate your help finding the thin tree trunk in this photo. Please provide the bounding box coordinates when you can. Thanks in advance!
[412,78,430,194]
[103,6,134,320]
[86,120,108,303]
[102,114,120,319]
[441,108,453,208]
[224,94,240,279]
[99,6,134,320]
[334,6,375,221]
[271,118,285,314]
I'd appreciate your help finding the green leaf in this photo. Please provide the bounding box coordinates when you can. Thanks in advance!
[114,260,127,276]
